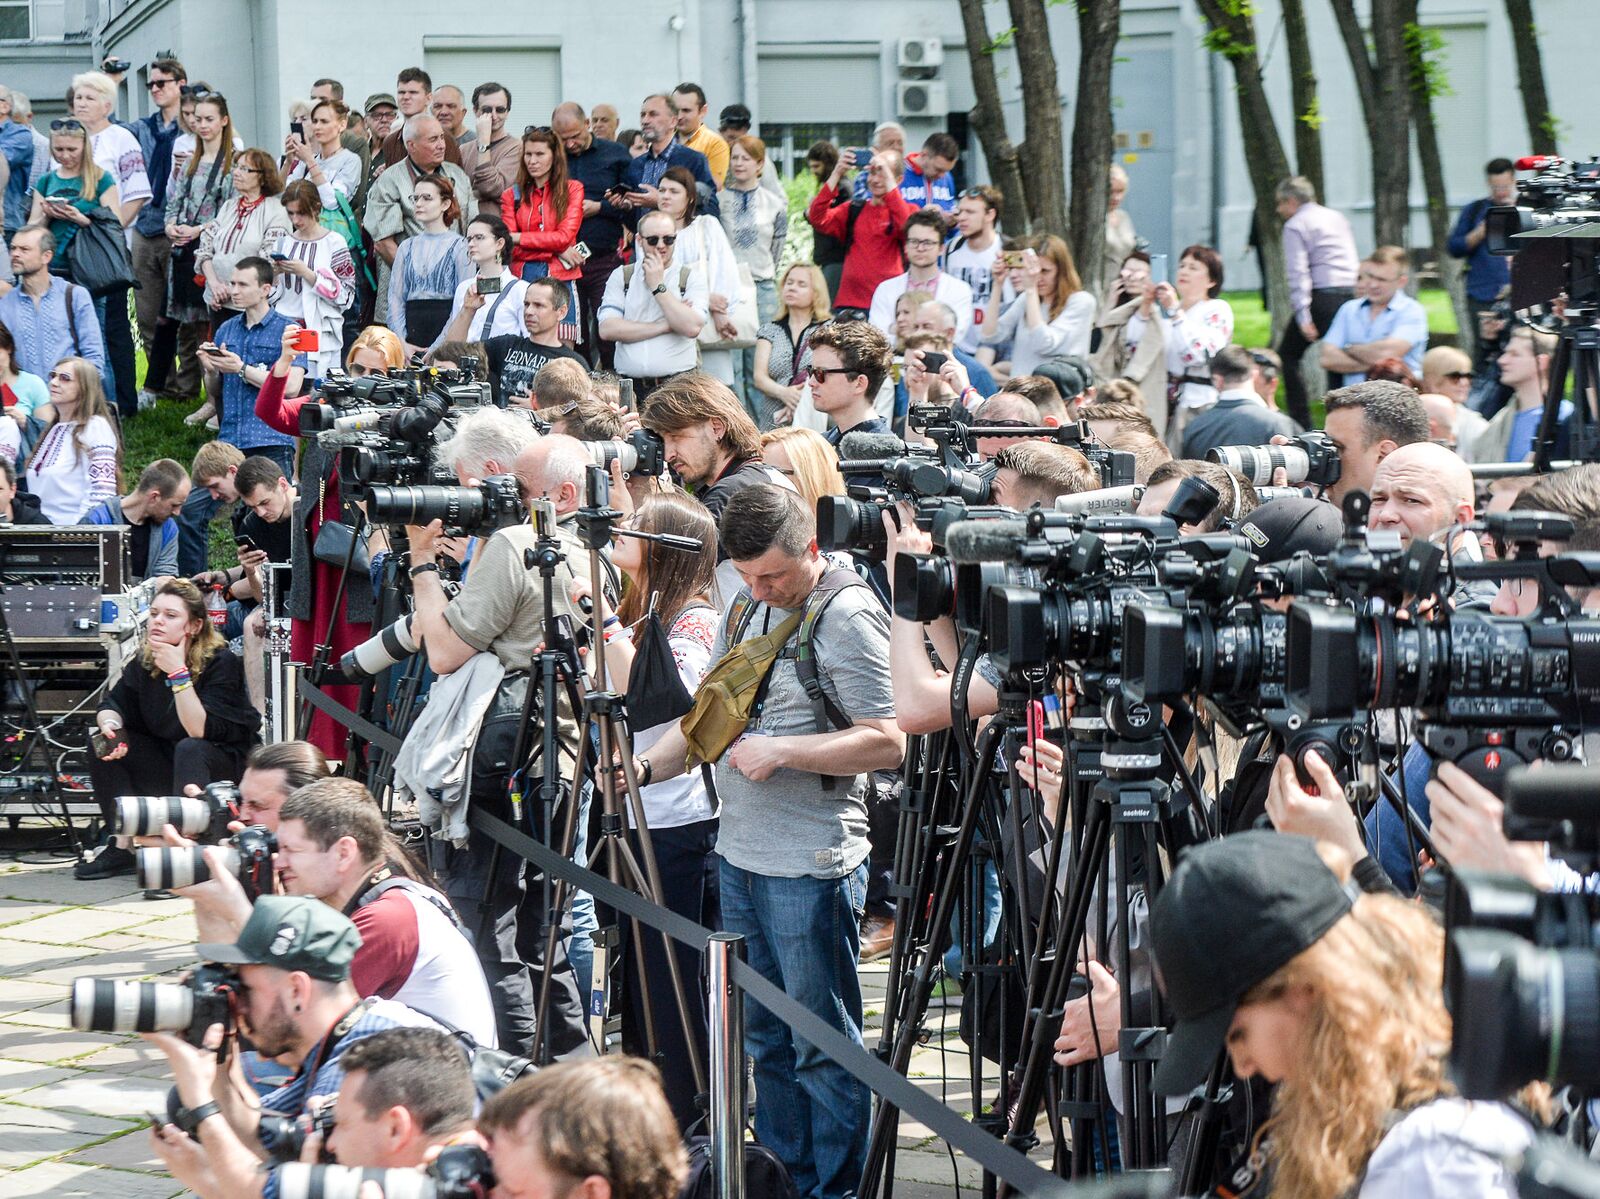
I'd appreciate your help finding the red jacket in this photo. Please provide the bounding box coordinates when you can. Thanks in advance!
[501,178,585,280]
[806,183,912,310]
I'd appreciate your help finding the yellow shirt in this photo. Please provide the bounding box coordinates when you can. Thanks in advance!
[681,124,730,186]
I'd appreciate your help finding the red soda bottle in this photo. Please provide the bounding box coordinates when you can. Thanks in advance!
[206,583,227,631]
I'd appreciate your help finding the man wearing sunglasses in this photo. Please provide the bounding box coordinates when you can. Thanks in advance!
[131,57,187,409]
[597,210,708,387]
[467,82,518,206]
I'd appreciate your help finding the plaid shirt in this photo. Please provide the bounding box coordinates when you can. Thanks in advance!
[258,998,443,1199]
[215,307,303,452]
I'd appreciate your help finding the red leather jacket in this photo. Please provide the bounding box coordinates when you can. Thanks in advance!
[501,178,585,280]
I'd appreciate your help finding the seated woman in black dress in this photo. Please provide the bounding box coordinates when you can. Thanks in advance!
[77,579,261,879]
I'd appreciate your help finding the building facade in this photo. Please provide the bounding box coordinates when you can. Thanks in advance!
[3,0,1594,288]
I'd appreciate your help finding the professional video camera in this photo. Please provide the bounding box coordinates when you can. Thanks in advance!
[1444,764,1600,1099]
[136,825,277,898]
[1207,431,1341,490]
[69,964,241,1045]
[301,361,492,495]
[1486,155,1600,259]
[276,1144,495,1199]
[113,781,242,843]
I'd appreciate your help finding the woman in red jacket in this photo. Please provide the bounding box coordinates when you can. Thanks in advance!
[501,127,585,343]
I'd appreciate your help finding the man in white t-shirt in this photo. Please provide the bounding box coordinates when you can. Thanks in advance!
[943,185,1008,354]
[70,71,151,421]
[867,208,973,346]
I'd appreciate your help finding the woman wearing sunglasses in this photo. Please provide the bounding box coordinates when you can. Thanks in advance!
[254,323,402,758]
[23,356,120,525]
[29,118,119,265]
[656,165,743,387]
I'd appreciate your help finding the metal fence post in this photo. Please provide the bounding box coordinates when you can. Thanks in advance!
[707,931,746,1199]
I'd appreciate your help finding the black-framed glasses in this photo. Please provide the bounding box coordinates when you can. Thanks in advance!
[1444,370,1474,381]
[235,165,261,175]
[49,119,84,132]
[641,234,676,247]
[807,366,860,383]
[905,237,943,249]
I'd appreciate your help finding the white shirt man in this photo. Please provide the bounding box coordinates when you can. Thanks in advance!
[597,211,709,380]
[867,209,973,345]
[943,186,1008,354]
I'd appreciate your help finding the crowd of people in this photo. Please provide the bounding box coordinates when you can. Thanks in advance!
[0,50,1589,1199]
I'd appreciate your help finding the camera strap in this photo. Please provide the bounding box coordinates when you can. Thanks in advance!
[481,279,516,332]
[293,996,378,1095]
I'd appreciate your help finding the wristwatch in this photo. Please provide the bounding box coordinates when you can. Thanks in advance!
[651,282,668,296]
[409,561,441,578]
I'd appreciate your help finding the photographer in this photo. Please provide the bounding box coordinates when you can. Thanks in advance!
[478,1058,687,1199]
[1151,833,1533,1199]
[404,433,601,1057]
[145,897,444,1199]
[626,484,903,1199]
[1320,380,1429,505]
[324,1027,482,1167]
[1136,459,1259,532]
[80,579,260,880]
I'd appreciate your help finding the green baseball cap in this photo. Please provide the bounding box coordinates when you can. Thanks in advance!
[197,895,362,982]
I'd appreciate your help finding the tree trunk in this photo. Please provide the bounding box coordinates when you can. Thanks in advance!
[1402,5,1471,348]
[957,0,1031,237]
[1281,0,1324,197]
[1068,0,1121,296]
[1331,0,1412,248]
[1008,0,1068,238]
[1504,0,1558,155]
[1194,0,1293,336]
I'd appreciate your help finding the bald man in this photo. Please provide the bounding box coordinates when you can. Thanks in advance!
[590,104,619,142]
[1420,393,1458,447]
[1368,441,1474,550]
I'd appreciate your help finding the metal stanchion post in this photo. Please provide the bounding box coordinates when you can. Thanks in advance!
[707,932,746,1199]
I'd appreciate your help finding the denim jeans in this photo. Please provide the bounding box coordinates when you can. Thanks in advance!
[943,853,1004,980]
[719,857,870,1199]
[177,444,297,575]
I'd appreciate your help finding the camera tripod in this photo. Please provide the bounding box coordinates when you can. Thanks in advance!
[516,475,707,1097]
[1533,236,1600,470]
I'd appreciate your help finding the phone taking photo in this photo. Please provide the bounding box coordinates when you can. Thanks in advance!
[1149,253,1169,286]
[290,120,305,142]
[475,275,503,295]
[919,350,948,376]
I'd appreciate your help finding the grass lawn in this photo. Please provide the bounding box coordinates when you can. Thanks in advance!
[1221,287,1458,349]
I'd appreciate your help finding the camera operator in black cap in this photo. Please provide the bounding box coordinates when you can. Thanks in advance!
[1150,832,1534,1199]
[145,896,444,1199]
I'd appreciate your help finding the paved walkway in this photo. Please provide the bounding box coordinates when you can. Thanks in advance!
[0,826,1044,1198]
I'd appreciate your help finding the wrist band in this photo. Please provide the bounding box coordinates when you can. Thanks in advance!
[167,668,191,679]
[637,757,653,787]
[602,615,621,628]
[961,386,980,402]
[169,682,194,695]
[175,1100,221,1138]
[409,562,441,578]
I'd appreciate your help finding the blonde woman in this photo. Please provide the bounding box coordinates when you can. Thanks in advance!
[752,262,831,429]
[79,578,258,878]
[28,118,118,262]
[1149,829,1535,1199]
[24,357,119,524]
[761,426,845,513]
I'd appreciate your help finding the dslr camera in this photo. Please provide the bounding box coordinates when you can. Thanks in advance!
[1208,431,1341,489]
[70,963,241,1046]
[114,781,242,843]
[276,1143,496,1199]
[136,825,278,899]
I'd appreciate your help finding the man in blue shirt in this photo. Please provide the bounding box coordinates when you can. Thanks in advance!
[1319,246,1429,387]
[898,132,960,229]
[0,86,34,240]
[0,226,106,382]
[132,55,191,406]
[1447,157,1518,371]
[620,93,718,220]
[180,259,305,574]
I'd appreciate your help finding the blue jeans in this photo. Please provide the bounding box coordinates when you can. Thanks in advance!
[720,857,870,1199]
[177,444,297,575]
[568,780,596,1000]
[943,854,1004,980]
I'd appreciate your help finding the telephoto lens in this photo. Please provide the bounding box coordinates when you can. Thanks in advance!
[334,615,420,681]
[69,965,237,1045]
[137,845,240,891]
[276,1163,439,1199]
[1208,443,1311,486]
[114,795,214,839]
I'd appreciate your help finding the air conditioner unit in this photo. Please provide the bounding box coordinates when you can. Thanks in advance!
[897,80,949,120]
[897,37,944,77]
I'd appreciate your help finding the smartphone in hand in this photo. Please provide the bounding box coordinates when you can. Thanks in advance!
[1149,253,1169,286]
[919,350,949,376]
[846,147,873,169]
[475,275,504,295]
[290,120,305,142]
[291,329,320,352]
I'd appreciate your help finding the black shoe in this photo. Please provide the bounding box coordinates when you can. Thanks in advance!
[75,844,136,880]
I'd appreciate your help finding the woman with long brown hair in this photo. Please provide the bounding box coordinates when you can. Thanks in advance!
[1148,829,1535,1199]
[981,233,1096,380]
[78,578,260,878]
[501,126,584,341]
[570,485,720,1128]
[24,356,119,524]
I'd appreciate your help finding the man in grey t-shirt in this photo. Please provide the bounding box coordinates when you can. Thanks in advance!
[632,484,904,1199]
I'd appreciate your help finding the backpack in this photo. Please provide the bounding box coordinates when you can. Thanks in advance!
[679,1130,798,1199]
[681,568,867,789]
[621,262,693,293]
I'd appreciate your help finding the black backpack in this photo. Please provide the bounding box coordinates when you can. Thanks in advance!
[679,1122,798,1199]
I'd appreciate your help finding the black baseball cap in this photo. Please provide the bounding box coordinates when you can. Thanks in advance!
[719,104,752,130]
[1035,357,1091,402]
[198,895,362,982]
[1150,831,1356,1094]
[1235,496,1341,563]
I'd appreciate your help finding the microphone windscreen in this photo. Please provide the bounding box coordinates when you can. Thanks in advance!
[945,519,1029,565]
[1053,485,1144,516]
[839,431,908,461]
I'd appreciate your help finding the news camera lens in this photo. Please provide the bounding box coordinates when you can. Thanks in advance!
[136,846,240,891]
[584,440,639,473]
[816,496,888,561]
[70,978,198,1034]
[365,484,484,530]
[1207,444,1311,486]
[387,392,450,443]
[347,448,426,487]
[336,615,420,681]
[277,1163,438,1199]
[113,796,212,839]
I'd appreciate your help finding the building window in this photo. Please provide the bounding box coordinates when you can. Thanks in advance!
[759,122,874,180]
[0,1,30,39]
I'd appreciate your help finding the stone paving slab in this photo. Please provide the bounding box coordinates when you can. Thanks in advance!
[0,1158,184,1198]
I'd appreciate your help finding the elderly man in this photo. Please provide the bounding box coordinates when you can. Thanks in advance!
[0,85,34,240]
[1368,441,1473,551]
[590,103,620,143]
[363,114,475,323]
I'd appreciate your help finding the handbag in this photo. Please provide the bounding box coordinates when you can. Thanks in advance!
[311,477,370,574]
[699,260,760,351]
[624,609,700,729]
[67,207,137,296]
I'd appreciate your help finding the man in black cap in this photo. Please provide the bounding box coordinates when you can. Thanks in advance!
[144,896,443,1199]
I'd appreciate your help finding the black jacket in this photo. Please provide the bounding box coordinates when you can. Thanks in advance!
[4,490,50,525]
[1181,393,1301,461]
